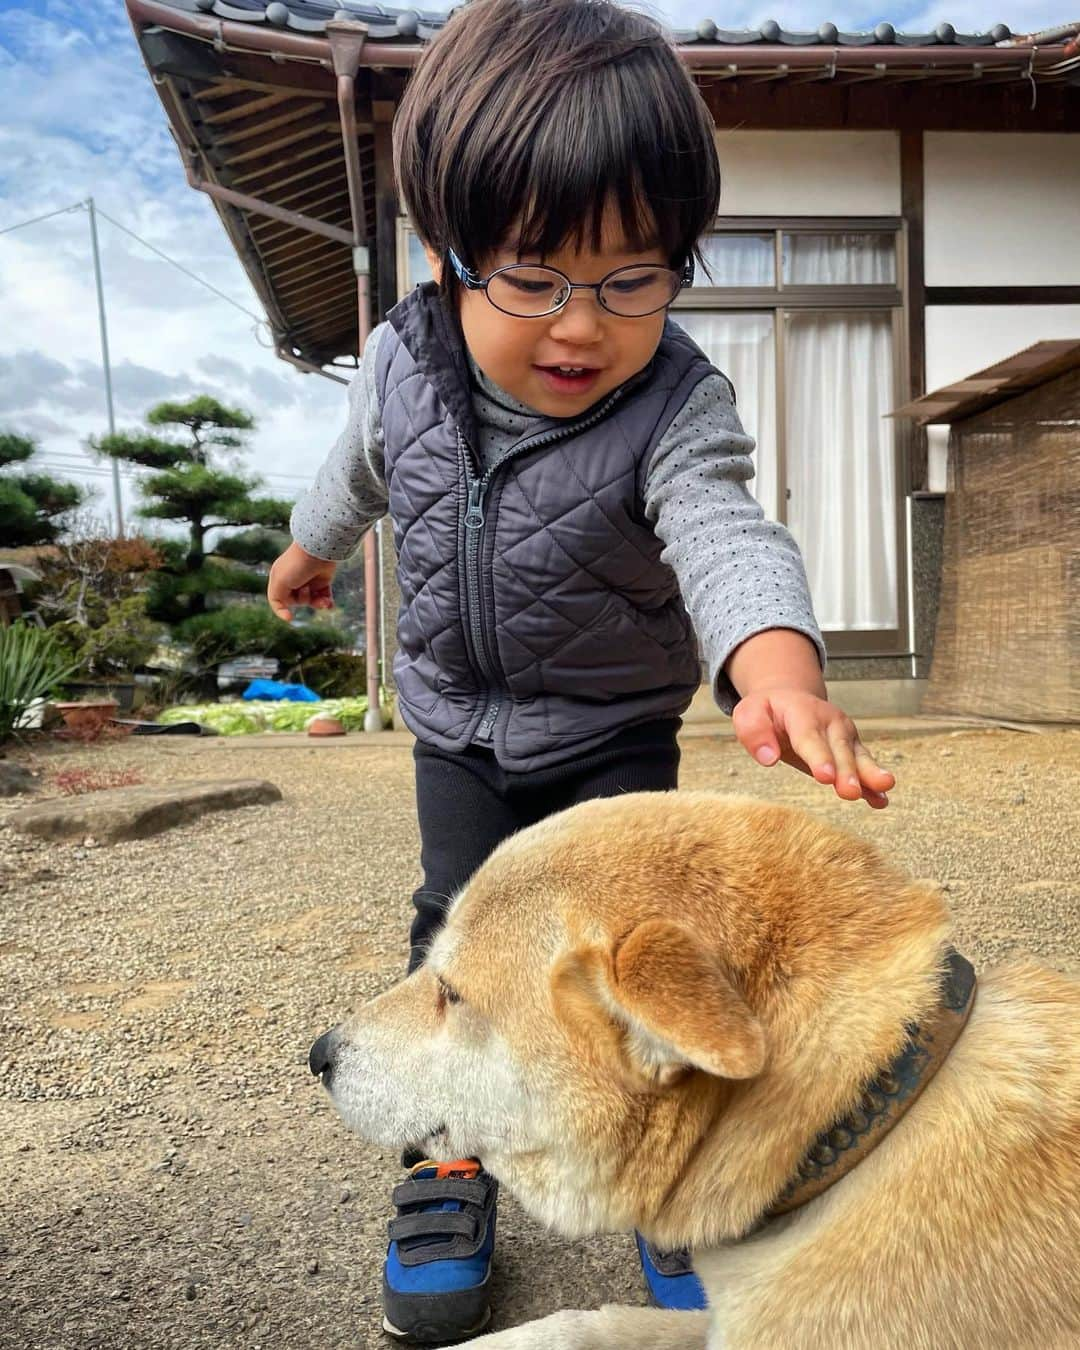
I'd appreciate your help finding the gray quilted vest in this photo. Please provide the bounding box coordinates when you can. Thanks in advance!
[376,282,713,771]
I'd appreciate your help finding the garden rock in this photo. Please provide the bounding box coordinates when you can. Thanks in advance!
[8,779,282,844]
[0,762,37,797]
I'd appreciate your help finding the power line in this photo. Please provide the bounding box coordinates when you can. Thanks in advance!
[93,206,268,333]
[32,461,129,475]
[0,202,85,237]
[1,198,267,334]
[35,452,311,482]
[31,454,310,489]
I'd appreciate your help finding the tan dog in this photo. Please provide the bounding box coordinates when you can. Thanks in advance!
[311,792,1080,1349]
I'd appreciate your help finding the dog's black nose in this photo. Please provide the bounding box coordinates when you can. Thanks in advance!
[309,1028,337,1078]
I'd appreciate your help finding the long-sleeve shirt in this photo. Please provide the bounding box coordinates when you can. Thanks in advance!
[291,321,824,713]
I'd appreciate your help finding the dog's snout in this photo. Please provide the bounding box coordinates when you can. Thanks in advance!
[308,1027,338,1079]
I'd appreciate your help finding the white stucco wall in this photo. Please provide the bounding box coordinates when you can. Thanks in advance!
[924,134,1080,287]
[714,131,901,216]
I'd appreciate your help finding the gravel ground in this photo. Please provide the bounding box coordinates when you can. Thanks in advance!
[1,722,1078,1350]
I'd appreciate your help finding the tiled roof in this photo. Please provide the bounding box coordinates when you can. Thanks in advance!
[164,0,1031,47]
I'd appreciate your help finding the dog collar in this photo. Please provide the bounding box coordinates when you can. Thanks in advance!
[766,948,977,1219]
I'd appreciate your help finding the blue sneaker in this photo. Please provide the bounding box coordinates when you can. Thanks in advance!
[635,1232,708,1311]
[382,1159,497,1343]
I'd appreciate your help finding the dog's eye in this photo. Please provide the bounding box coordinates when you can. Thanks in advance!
[437,977,462,1007]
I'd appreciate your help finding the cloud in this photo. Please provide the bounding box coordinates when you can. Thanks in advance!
[0,350,194,421]
[194,354,300,411]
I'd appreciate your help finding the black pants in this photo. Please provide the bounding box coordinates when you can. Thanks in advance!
[407,718,681,972]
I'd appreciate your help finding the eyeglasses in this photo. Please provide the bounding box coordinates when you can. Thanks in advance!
[447,248,694,319]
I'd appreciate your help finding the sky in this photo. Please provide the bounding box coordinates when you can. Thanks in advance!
[0,0,1069,536]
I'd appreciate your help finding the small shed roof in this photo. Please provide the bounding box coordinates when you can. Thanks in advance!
[891,339,1080,423]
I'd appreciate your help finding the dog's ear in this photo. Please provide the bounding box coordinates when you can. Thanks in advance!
[553,919,766,1085]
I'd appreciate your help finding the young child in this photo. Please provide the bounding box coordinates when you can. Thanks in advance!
[269,0,895,1338]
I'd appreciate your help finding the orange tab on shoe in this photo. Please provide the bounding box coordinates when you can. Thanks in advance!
[407,1157,482,1181]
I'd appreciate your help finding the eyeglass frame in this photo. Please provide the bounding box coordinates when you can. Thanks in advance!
[446,247,695,318]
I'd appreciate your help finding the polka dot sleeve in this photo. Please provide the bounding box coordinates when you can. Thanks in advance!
[644,373,826,714]
[289,322,390,561]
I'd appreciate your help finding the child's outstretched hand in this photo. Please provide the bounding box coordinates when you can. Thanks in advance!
[267,541,338,623]
[732,689,895,809]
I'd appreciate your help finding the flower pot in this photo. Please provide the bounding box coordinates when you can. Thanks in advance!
[307,716,346,738]
[51,701,120,734]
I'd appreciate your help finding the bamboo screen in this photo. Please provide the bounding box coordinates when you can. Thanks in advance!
[923,366,1079,723]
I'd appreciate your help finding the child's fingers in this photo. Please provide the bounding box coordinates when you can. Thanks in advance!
[854,740,896,790]
[825,721,864,801]
[731,696,783,766]
[266,575,294,623]
[309,580,335,610]
[784,713,837,785]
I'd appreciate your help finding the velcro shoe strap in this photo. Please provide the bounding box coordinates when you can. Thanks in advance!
[392,1177,490,1210]
[644,1243,695,1277]
[388,1211,479,1244]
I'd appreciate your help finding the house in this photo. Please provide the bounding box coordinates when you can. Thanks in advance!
[125,0,1080,714]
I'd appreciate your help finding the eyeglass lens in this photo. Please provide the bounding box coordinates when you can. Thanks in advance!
[486,265,680,317]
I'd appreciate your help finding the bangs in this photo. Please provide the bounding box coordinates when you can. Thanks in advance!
[464,54,704,267]
[394,0,721,281]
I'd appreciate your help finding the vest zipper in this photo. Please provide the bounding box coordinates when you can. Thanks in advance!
[459,380,637,742]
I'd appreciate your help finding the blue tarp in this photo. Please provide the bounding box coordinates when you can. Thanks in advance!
[241,679,320,703]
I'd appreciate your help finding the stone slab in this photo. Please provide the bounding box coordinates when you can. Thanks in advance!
[8,779,282,844]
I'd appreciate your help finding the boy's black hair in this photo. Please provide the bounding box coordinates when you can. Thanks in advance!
[393,0,720,289]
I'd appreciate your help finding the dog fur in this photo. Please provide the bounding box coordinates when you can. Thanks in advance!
[315,792,1080,1349]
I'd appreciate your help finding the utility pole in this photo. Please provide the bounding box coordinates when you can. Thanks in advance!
[86,197,124,536]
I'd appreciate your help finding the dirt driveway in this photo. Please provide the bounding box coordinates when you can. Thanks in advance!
[2,721,1078,1349]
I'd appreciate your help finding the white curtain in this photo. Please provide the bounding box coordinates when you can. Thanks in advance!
[698,233,775,287]
[783,232,895,286]
[785,311,898,630]
[675,311,778,520]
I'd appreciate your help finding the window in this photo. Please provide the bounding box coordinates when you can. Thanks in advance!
[675,221,906,646]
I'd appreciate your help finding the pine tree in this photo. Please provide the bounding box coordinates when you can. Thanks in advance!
[0,431,84,545]
[94,395,292,625]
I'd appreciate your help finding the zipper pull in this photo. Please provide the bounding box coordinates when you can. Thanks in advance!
[465,479,485,530]
[476,698,500,740]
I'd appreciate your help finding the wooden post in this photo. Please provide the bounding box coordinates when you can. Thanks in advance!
[901,130,927,493]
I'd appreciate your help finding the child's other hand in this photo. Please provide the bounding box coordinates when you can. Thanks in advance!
[267,542,338,623]
[732,689,895,809]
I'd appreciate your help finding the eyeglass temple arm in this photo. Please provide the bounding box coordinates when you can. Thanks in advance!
[447,248,484,289]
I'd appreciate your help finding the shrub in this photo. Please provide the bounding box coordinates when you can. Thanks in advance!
[0,623,79,743]
[293,650,367,698]
[175,604,349,669]
[49,596,166,680]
